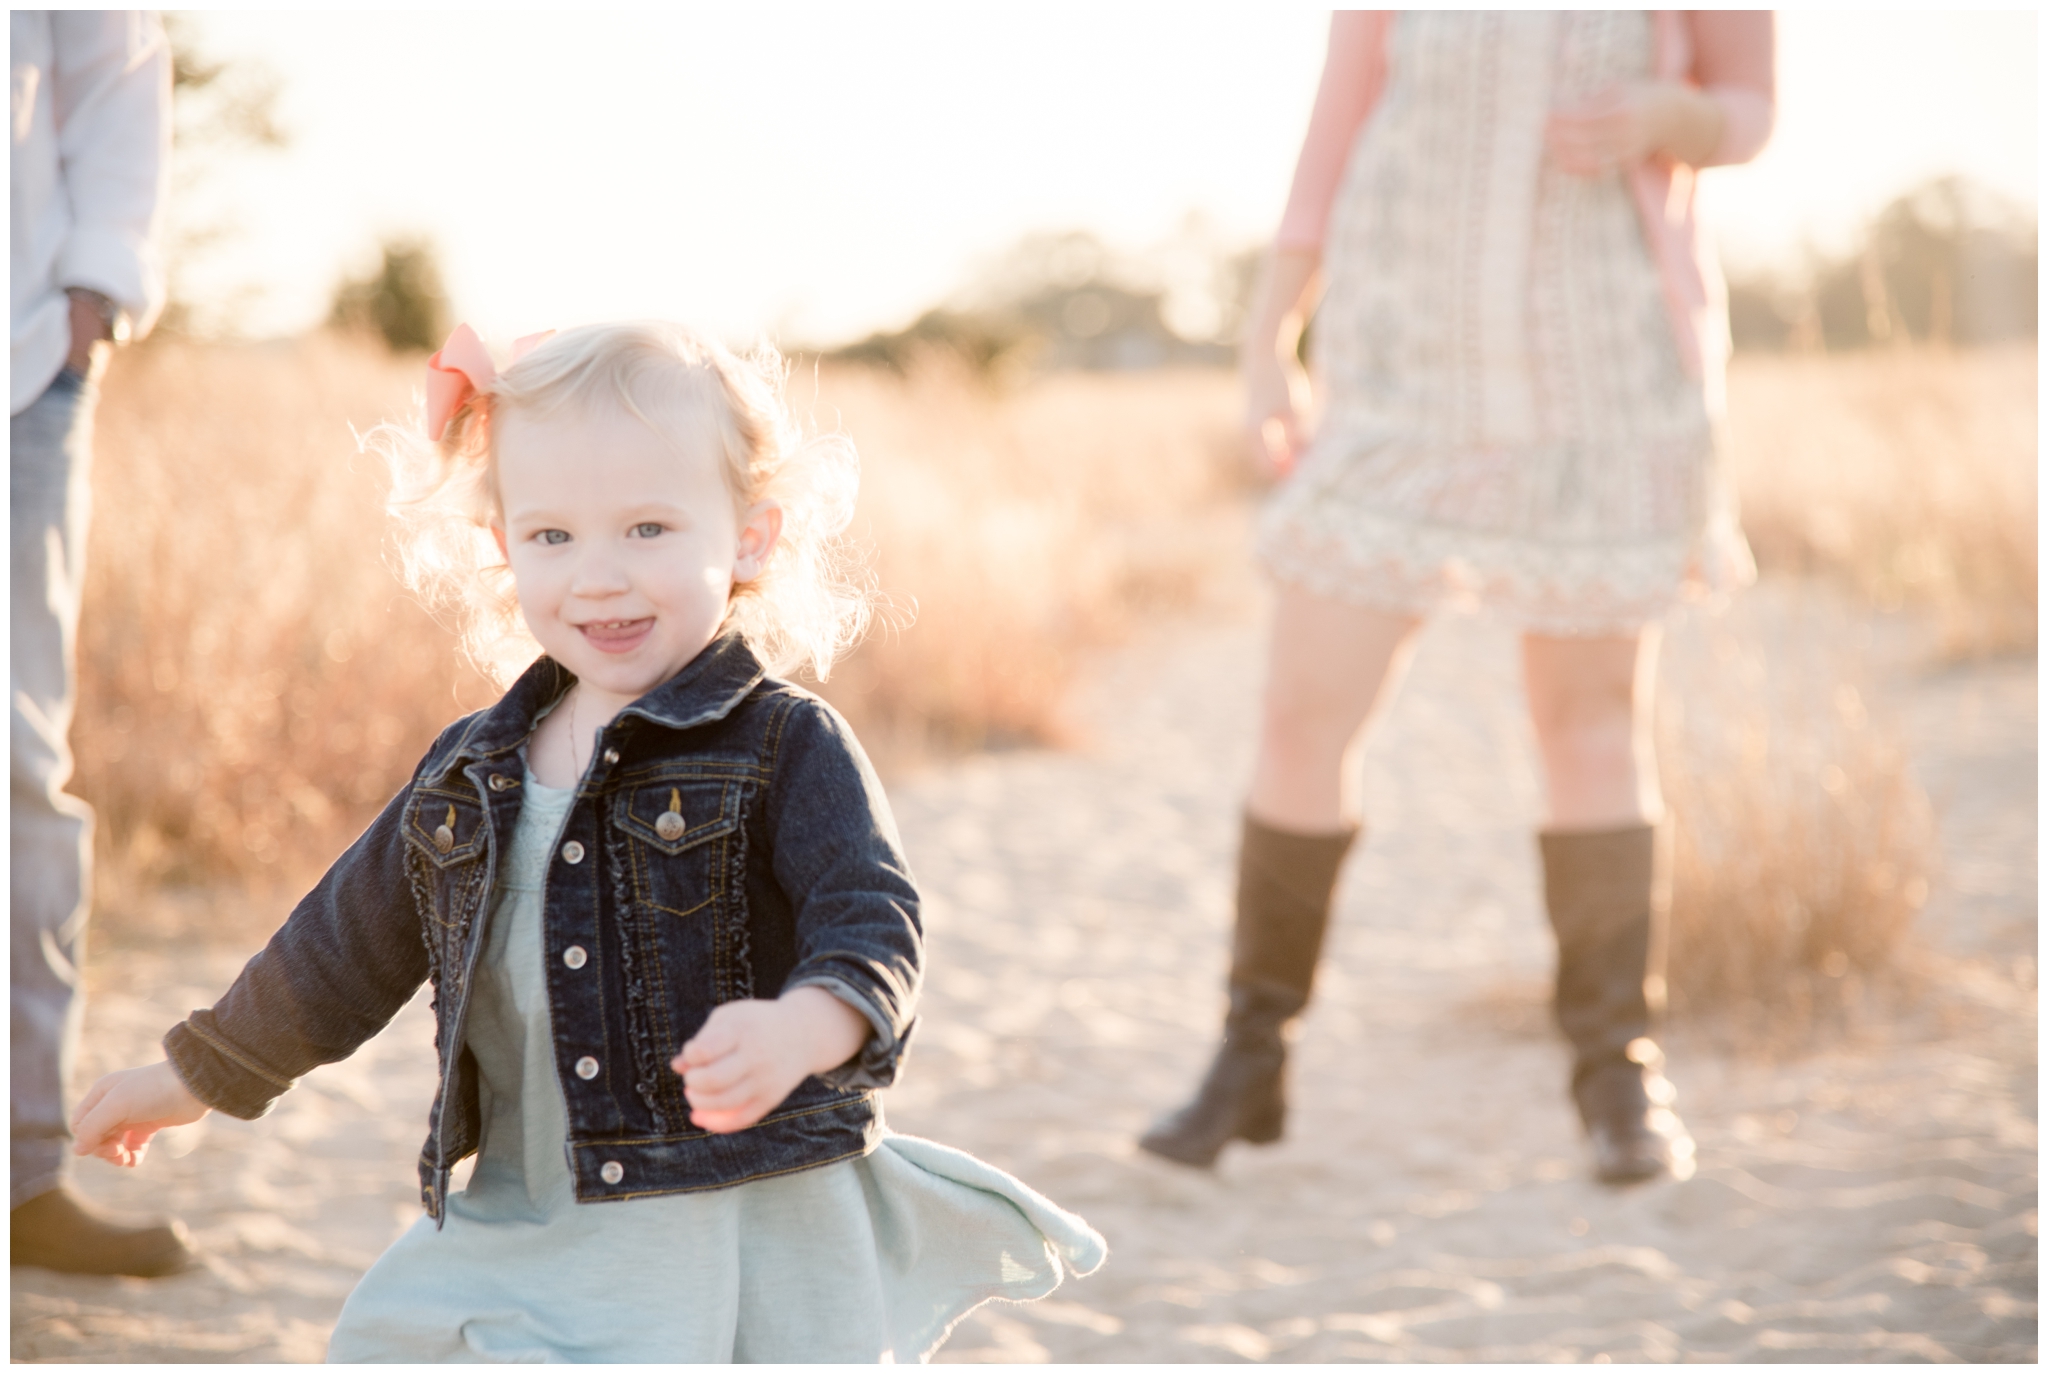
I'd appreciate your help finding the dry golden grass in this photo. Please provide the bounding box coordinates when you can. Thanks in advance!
[1662,344,2032,1039]
[800,356,1248,755]
[1659,603,1937,1047]
[73,337,2024,1002]
[1724,345,2037,657]
[79,337,494,924]
[75,337,1242,928]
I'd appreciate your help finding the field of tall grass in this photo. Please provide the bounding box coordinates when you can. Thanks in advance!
[1657,345,2032,1041]
[75,336,1248,923]
[1725,345,2036,658]
[1658,601,1941,1045]
[74,336,2032,1032]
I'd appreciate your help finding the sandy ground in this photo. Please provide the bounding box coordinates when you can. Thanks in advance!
[12,583,2037,1362]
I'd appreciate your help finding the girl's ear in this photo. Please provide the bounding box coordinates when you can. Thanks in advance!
[490,524,508,560]
[732,500,783,583]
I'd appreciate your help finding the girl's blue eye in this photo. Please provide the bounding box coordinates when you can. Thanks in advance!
[632,522,664,538]
[539,529,570,545]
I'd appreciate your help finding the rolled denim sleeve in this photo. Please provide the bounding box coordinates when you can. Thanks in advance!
[765,696,922,1090]
[784,974,915,1092]
[162,777,433,1119]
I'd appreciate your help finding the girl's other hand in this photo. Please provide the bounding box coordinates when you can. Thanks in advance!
[672,987,869,1134]
[1547,80,1724,176]
[1243,350,1313,477]
[70,1062,211,1168]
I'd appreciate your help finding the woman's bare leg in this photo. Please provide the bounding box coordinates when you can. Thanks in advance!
[1521,627,1662,830]
[1247,587,1426,832]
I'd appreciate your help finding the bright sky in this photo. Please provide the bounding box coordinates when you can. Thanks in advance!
[180,9,2037,346]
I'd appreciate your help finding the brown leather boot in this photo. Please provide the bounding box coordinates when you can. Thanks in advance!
[10,1185,198,1277]
[1539,824,1696,1185]
[1139,816,1357,1168]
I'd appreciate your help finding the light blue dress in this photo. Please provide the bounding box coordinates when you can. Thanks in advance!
[328,775,1103,1364]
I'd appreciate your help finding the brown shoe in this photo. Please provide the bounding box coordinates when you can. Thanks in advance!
[1139,817,1357,1168]
[1539,824,1697,1186]
[10,1185,198,1277]
[1138,982,1295,1167]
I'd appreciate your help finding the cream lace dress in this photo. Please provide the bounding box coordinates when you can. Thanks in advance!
[1259,11,1752,635]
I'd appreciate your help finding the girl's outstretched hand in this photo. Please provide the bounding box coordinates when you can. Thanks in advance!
[672,986,869,1134]
[71,1062,210,1168]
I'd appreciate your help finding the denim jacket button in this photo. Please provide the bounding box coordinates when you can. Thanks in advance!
[575,1055,600,1079]
[488,773,514,791]
[561,840,586,865]
[600,1161,624,1185]
[562,944,588,970]
[655,810,686,842]
[433,824,454,854]
[602,747,621,766]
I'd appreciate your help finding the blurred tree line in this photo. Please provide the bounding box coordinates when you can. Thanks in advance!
[826,219,1254,378]
[1726,177,2037,352]
[832,175,2037,378]
[329,239,451,353]
[290,179,2046,365]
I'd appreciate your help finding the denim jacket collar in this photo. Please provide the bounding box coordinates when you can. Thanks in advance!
[429,632,769,785]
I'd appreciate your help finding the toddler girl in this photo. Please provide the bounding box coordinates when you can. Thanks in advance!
[70,321,1104,1362]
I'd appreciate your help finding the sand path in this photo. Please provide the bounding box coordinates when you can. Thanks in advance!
[12,587,2036,1362]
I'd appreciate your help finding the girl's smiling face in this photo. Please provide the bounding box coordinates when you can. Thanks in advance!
[493,400,779,715]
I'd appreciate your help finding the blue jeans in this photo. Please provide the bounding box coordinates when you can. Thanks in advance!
[11,365,96,1207]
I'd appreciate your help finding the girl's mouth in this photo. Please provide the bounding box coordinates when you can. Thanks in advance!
[578,617,654,653]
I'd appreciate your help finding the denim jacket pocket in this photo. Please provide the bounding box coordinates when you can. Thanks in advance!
[404,787,490,868]
[614,776,739,858]
[401,787,491,1007]
[608,772,755,1132]
[612,776,746,917]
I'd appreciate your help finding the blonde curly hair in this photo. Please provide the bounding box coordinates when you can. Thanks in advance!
[372,321,871,686]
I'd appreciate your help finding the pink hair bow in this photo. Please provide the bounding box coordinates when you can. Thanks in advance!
[424,324,557,441]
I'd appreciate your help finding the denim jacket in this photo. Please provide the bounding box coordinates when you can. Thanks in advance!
[164,634,921,1223]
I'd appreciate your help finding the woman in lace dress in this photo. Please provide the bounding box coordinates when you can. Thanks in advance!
[1140,12,1774,1184]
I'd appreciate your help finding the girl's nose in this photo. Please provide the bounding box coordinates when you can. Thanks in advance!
[567,546,632,596]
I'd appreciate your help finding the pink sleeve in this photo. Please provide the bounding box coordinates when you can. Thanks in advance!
[1274,12,1393,251]
[1688,10,1775,167]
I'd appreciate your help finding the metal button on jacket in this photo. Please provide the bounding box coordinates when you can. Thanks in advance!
[575,1055,600,1080]
[655,787,686,841]
[600,1161,624,1185]
[561,840,585,865]
[602,748,621,765]
[487,773,514,791]
[562,944,588,970]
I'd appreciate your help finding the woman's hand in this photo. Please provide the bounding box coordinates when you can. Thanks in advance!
[672,986,869,1134]
[1243,348,1315,477]
[1546,80,1726,176]
[71,1062,210,1168]
[1239,246,1323,477]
